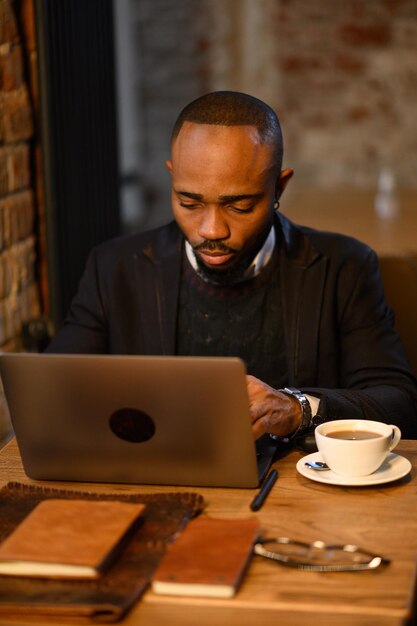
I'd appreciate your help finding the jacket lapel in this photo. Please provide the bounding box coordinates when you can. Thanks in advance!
[278,214,327,386]
[134,222,182,355]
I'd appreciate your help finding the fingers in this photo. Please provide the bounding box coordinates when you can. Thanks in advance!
[252,418,268,440]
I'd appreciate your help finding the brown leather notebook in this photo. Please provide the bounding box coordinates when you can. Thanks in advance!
[151,516,260,598]
[0,482,204,622]
[0,499,146,579]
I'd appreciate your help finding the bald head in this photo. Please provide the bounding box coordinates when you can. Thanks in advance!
[171,91,284,169]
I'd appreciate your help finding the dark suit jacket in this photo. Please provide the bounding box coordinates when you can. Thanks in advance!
[47,214,417,437]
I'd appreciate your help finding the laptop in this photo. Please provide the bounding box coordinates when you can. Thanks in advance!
[0,353,278,488]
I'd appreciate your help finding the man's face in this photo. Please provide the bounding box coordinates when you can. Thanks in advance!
[166,122,280,284]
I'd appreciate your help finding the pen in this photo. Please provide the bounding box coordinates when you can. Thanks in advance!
[250,469,278,511]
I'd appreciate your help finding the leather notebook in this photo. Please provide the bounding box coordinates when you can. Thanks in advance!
[0,499,146,578]
[152,516,260,598]
[0,482,204,622]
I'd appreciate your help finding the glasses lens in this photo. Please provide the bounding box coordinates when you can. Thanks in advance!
[255,538,387,571]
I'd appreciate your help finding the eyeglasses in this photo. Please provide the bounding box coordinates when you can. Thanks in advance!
[254,537,390,572]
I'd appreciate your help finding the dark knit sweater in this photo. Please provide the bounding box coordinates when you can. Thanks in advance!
[176,248,288,389]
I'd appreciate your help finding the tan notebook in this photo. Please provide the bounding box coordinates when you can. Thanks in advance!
[151,516,260,598]
[0,482,204,621]
[0,498,146,579]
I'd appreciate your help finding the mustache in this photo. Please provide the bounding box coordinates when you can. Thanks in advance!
[192,241,239,254]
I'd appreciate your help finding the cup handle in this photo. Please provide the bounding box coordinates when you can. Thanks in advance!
[388,425,401,451]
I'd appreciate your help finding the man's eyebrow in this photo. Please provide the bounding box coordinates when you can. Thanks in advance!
[176,191,263,203]
[219,193,263,203]
[176,191,204,200]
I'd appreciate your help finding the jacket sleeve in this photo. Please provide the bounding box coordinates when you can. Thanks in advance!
[45,247,109,354]
[302,249,417,438]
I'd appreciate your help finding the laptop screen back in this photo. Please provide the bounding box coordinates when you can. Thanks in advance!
[0,353,264,488]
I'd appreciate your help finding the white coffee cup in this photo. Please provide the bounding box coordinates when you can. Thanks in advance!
[315,419,401,477]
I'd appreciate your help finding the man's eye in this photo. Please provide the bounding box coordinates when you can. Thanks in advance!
[179,202,200,209]
[230,205,254,214]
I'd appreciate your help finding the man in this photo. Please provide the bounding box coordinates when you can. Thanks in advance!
[47,91,417,439]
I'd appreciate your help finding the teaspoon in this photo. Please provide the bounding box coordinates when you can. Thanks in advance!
[305,460,329,471]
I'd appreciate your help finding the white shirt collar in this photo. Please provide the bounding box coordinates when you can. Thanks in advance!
[184,225,276,283]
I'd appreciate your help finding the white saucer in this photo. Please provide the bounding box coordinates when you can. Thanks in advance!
[296,452,412,486]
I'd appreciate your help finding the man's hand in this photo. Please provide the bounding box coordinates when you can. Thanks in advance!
[246,375,302,439]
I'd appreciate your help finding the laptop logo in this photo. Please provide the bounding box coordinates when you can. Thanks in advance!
[109,408,156,443]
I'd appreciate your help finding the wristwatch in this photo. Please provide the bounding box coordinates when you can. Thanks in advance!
[278,387,312,437]
[269,387,324,442]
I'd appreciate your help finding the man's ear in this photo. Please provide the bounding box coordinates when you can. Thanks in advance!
[276,167,294,199]
[165,159,173,173]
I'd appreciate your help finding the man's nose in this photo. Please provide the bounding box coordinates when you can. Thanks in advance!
[197,207,230,240]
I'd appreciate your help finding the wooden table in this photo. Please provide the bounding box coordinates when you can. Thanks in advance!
[282,188,417,256]
[0,438,417,626]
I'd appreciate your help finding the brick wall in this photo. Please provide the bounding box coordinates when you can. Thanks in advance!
[116,0,417,229]
[203,0,417,190]
[267,0,417,190]
[0,0,41,441]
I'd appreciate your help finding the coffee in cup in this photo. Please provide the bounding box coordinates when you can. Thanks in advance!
[315,419,401,477]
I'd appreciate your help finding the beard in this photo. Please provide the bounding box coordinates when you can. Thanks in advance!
[194,250,255,286]
[191,225,272,286]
